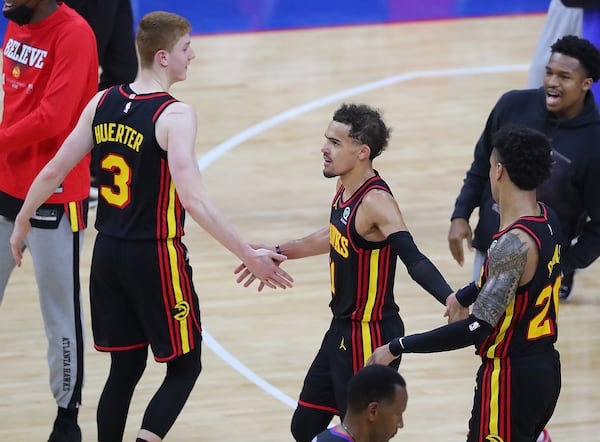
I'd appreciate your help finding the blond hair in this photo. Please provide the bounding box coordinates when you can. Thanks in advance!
[136,11,192,69]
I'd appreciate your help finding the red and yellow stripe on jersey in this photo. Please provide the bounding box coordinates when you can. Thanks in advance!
[478,357,512,441]
[328,173,400,370]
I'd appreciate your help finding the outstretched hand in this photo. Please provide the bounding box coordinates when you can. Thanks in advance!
[234,248,293,292]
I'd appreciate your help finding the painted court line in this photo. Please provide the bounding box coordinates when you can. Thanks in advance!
[199,63,528,409]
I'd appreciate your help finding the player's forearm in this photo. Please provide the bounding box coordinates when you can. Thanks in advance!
[187,198,255,262]
[388,315,493,355]
[277,226,330,259]
[390,231,453,305]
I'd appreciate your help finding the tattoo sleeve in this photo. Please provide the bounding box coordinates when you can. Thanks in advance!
[472,231,529,327]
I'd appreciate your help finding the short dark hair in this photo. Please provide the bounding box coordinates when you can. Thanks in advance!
[346,365,406,413]
[492,126,553,190]
[333,103,391,160]
[551,35,600,82]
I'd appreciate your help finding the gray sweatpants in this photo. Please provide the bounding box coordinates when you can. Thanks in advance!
[0,215,85,409]
[527,0,583,88]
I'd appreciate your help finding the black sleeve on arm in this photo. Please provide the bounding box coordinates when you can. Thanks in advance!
[451,106,497,221]
[392,314,493,354]
[563,164,600,273]
[561,220,600,274]
[389,231,452,305]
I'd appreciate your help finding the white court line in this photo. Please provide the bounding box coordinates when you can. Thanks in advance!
[202,331,298,409]
[199,63,529,409]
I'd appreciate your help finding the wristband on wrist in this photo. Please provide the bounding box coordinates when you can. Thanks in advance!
[388,337,404,357]
[275,244,282,254]
[455,281,479,307]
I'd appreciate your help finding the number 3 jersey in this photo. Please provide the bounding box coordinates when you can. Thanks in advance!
[477,203,563,359]
[92,84,183,240]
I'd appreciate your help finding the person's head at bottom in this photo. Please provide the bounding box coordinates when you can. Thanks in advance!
[342,364,408,442]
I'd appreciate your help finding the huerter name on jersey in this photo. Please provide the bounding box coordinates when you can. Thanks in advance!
[94,122,144,152]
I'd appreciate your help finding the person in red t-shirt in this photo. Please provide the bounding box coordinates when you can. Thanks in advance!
[0,1,98,440]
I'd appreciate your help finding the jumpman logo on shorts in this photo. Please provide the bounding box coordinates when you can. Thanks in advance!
[339,337,347,351]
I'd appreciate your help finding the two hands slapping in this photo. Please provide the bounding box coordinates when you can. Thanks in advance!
[234,244,293,292]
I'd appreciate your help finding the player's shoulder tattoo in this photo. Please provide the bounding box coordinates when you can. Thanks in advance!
[472,231,530,327]
[488,231,530,275]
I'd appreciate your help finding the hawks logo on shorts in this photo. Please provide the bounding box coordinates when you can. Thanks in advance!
[172,300,190,321]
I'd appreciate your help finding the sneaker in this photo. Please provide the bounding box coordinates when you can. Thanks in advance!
[558,271,575,301]
[48,416,81,442]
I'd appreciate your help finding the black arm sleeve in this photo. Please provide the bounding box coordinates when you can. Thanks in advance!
[399,314,493,353]
[451,100,500,222]
[562,209,600,275]
[558,143,600,273]
[560,226,600,275]
[389,231,453,305]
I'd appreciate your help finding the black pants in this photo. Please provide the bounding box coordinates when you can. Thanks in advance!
[65,0,138,90]
[467,350,561,442]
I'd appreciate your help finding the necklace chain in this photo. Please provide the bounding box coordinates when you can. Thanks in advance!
[341,422,355,441]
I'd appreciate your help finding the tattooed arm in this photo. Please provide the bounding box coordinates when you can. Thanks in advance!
[472,230,531,327]
[367,229,536,365]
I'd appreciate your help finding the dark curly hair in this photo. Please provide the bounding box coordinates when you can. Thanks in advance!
[551,35,600,82]
[492,126,553,190]
[332,103,391,160]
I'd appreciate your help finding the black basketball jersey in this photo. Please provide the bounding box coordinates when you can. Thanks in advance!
[477,203,562,358]
[329,172,400,321]
[92,85,183,240]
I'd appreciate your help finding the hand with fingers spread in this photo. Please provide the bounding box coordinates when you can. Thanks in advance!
[235,248,293,291]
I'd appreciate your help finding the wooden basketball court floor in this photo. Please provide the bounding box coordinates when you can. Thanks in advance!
[1,13,599,441]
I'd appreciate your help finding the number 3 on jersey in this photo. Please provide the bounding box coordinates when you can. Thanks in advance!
[100,153,132,208]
